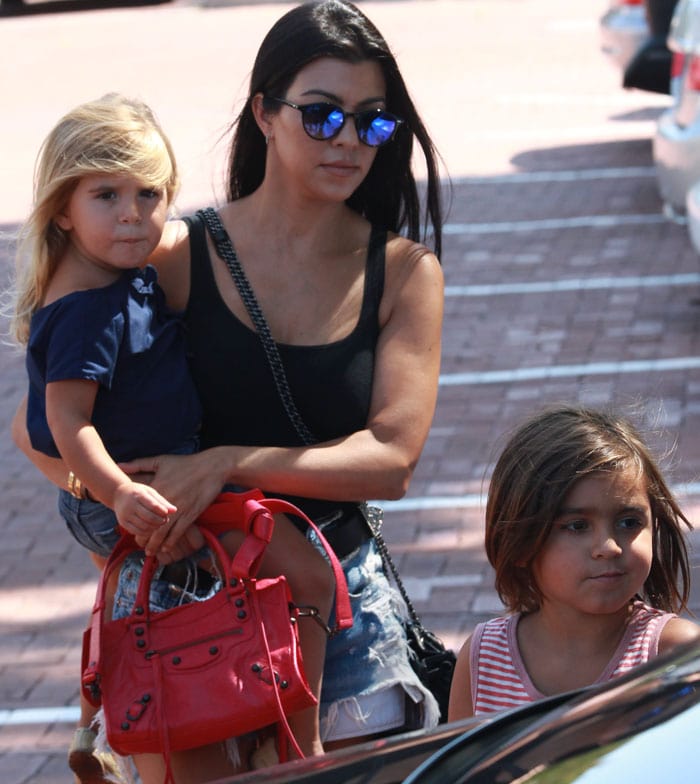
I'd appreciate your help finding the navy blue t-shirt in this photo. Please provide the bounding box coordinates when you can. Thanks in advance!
[26,265,201,463]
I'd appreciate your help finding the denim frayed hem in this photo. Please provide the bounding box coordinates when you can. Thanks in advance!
[91,707,242,777]
[316,537,441,741]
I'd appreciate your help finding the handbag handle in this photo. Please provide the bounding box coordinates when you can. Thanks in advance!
[196,490,352,631]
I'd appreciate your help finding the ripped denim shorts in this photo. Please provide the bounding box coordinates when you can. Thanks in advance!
[312,535,440,742]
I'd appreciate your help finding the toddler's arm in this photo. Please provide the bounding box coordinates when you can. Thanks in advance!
[46,379,175,536]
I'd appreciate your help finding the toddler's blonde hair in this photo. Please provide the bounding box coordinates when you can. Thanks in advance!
[11,93,179,345]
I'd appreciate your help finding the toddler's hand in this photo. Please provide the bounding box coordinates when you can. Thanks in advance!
[114,481,176,537]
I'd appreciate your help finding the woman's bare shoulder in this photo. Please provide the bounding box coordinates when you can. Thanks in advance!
[383,233,443,302]
[150,218,192,310]
[150,218,191,270]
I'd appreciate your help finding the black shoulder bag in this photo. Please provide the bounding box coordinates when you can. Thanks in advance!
[197,207,456,723]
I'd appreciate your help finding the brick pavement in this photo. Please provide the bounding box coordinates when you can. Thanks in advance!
[1,1,700,782]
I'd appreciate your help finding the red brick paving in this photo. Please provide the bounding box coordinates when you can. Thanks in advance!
[1,1,699,781]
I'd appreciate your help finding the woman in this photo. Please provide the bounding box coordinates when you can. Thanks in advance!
[13,1,445,780]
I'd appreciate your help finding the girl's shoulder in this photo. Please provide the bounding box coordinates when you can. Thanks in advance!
[658,616,700,654]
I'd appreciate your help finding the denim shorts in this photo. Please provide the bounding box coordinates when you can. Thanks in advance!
[112,550,218,620]
[311,536,440,741]
[58,491,120,558]
[58,437,199,558]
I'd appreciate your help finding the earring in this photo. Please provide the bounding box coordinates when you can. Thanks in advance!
[265,133,270,145]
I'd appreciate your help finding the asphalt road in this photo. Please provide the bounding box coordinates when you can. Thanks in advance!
[1,1,699,782]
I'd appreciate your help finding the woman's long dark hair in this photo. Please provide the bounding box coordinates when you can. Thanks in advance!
[226,0,444,258]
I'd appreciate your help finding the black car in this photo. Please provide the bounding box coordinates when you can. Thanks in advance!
[218,641,700,784]
[624,0,680,93]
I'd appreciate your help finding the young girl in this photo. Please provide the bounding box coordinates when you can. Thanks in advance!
[11,93,334,783]
[448,404,700,721]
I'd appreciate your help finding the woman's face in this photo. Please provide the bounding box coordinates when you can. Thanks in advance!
[265,57,388,203]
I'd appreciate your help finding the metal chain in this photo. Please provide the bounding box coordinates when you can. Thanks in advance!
[198,208,317,446]
[361,503,421,626]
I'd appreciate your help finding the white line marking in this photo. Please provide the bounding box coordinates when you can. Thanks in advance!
[444,214,666,235]
[445,273,700,297]
[0,706,80,725]
[381,482,700,513]
[459,167,655,185]
[439,357,700,387]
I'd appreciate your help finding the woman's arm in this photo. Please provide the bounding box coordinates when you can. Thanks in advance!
[126,238,444,554]
[12,394,69,489]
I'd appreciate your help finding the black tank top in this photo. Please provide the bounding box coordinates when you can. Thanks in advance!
[183,212,385,513]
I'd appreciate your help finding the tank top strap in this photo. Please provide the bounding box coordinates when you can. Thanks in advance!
[183,211,219,307]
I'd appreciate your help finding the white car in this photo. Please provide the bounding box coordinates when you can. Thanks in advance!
[600,0,650,71]
[653,0,700,219]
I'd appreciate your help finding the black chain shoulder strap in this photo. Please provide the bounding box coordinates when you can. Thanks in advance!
[361,503,421,626]
[197,207,316,446]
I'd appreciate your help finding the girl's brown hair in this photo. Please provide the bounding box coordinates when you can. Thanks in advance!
[485,404,692,614]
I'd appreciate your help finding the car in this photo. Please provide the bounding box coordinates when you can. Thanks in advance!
[214,641,700,783]
[653,0,700,218]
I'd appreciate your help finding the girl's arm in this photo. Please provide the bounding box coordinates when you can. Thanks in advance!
[658,617,700,655]
[126,238,445,555]
[448,635,475,721]
[45,379,176,536]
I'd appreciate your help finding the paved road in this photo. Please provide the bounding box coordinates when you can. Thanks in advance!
[1,1,699,782]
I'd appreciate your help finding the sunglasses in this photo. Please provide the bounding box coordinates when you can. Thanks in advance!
[267,97,404,147]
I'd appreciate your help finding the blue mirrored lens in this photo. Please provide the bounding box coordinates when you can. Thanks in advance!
[299,103,400,146]
[359,113,398,147]
[303,105,345,139]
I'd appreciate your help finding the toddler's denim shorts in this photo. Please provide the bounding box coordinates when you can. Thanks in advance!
[112,550,218,620]
[58,491,120,558]
[58,437,199,558]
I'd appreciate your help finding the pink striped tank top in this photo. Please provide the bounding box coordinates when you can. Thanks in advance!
[470,600,675,715]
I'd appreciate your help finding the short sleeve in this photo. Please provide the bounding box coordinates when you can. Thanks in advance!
[43,292,126,390]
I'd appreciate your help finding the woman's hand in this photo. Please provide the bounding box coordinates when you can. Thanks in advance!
[120,450,227,556]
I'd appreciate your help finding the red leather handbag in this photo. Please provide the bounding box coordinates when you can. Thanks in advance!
[81,489,351,770]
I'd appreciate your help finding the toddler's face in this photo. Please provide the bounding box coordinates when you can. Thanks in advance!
[57,172,168,272]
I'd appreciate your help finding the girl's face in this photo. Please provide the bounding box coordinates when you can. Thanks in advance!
[264,57,387,202]
[56,172,168,272]
[531,468,654,618]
